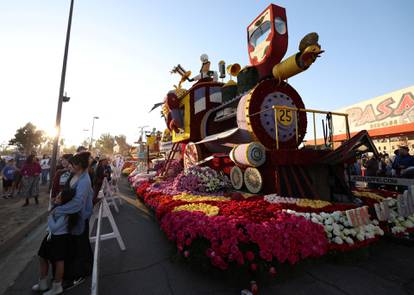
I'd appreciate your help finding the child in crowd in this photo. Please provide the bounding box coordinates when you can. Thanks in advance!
[1,159,16,199]
[32,178,79,294]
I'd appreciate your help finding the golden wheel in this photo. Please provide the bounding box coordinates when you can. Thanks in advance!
[244,167,263,194]
[230,166,243,190]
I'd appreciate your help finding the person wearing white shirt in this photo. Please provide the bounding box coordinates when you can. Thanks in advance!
[40,155,51,185]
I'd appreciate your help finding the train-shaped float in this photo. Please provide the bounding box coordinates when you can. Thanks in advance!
[155,4,377,201]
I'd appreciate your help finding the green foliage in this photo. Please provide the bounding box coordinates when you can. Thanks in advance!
[9,122,44,154]
[39,136,54,155]
[62,145,77,154]
[95,133,116,155]
[115,135,131,156]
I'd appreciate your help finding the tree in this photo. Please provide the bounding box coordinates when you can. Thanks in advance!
[95,133,115,155]
[115,135,131,156]
[39,136,54,156]
[62,145,77,154]
[9,122,44,154]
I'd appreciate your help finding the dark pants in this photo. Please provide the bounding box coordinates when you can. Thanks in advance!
[41,169,50,185]
[64,220,93,280]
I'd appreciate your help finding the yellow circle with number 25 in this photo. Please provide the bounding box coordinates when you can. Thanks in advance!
[277,109,294,126]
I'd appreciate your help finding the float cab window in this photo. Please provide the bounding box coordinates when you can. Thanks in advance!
[210,87,222,104]
[249,21,271,48]
[194,87,206,114]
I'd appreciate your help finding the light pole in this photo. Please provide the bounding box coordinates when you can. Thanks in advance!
[137,125,149,143]
[50,0,74,188]
[89,116,99,150]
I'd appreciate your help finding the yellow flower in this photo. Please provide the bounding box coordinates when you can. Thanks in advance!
[173,193,229,202]
[241,193,257,199]
[296,199,331,208]
[352,191,384,201]
[173,203,220,216]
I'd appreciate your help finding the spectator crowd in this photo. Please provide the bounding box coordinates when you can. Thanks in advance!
[1,147,117,294]
[350,145,414,178]
[0,152,50,203]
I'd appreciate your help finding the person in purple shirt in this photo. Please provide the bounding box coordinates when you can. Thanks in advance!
[1,159,16,198]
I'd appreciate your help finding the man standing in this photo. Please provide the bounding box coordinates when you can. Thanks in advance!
[40,155,50,185]
[392,146,414,177]
[1,158,16,198]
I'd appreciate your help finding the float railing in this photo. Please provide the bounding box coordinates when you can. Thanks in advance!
[272,106,350,150]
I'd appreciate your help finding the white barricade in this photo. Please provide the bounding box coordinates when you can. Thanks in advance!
[89,173,126,295]
[101,178,123,213]
[89,190,126,251]
[91,201,103,295]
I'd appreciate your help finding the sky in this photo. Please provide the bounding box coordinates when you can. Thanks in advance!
[0,0,413,147]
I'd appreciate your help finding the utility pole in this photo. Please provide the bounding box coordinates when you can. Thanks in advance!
[89,116,99,150]
[50,0,74,188]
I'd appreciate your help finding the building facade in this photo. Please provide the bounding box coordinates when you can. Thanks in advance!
[333,85,414,154]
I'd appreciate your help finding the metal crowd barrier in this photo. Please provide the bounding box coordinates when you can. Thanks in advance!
[91,200,103,295]
[90,180,126,295]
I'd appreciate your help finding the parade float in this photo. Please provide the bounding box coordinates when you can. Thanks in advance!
[128,3,414,280]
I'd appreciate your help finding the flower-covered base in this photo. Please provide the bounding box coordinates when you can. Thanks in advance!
[127,165,413,276]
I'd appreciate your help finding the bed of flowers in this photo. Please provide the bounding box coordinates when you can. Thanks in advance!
[127,163,413,275]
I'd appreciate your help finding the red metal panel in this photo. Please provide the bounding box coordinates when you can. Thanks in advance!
[247,4,288,79]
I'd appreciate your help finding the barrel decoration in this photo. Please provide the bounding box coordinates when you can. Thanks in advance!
[230,166,244,190]
[230,142,266,167]
[242,79,307,150]
[244,167,263,194]
[184,142,202,170]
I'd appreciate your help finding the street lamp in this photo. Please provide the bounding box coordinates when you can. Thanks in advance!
[89,116,99,150]
[137,125,149,143]
[49,0,75,189]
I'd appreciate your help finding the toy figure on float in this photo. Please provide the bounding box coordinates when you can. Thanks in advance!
[154,3,376,200]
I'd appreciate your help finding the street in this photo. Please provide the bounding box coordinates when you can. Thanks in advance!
[3,177,414,295]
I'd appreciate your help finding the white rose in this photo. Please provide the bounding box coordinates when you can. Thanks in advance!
[331,212,341,221]
[402,220,414,228]
[333,229,342,237]
[325,225,333,232]
[356,233,365,241]
[332,223,340,231]
[345,237,354,244]
[349,229,357,236]
[333,237,343,244]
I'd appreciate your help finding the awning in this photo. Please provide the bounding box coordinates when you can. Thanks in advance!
[196,128,239,144]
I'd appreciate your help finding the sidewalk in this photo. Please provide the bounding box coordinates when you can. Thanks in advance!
[3,179,414,294]
[0,185,49,295]
[0,186,49,257]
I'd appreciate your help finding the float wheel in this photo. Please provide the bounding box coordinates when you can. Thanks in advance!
[230,166,244,190]
[244,167,263,194]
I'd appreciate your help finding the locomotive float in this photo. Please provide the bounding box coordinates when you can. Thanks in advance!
[157,4,377,200]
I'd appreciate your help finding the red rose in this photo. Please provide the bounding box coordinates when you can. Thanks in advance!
[245,251,255,262]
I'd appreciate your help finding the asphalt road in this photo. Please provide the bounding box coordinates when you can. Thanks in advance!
[3,178,414,295]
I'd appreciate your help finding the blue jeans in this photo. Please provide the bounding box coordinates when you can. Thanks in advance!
[41,169,50,185]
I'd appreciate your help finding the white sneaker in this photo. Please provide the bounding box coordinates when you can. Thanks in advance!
[43,281,63,295]
[32,278,49,292]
